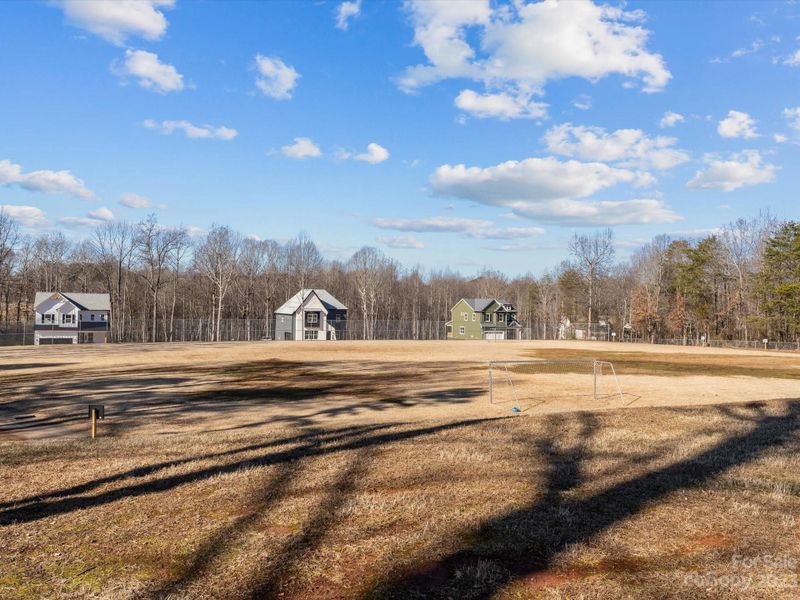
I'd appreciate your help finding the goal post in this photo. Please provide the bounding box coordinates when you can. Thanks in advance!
[488,359,623,408]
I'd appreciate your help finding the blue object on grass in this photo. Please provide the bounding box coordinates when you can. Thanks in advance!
[511,407,521,413]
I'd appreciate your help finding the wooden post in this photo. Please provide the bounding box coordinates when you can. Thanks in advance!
[91,409,97,439]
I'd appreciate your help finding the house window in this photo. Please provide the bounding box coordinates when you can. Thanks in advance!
[304,329,317,340]
[91,314,95,321]
[42,313,55,324]
[484,313,490,322]
[305,312,320,327]
[498,313,505,322]
[472,313,476,321]
[61,314,75,324]
[459,326,465,335]
[462,312,468,321]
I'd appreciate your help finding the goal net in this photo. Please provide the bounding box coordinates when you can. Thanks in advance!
[488,359,623,409]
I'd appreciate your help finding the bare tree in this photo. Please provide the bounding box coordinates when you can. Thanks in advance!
[286,232,323,292]
[93,221,136,342]
[195,225,241,341]
[261,240,285,338]
[0,210,18,277]
[167,229,190,341]
[0,210,20,320]
[33,231,70,292]
[629,235,670,343]
[348,246,386,339]
[569,228,615,334]
[535,271,560,339]
[720,213,776,341]
[237,238,268,340]
[135,215,185,342]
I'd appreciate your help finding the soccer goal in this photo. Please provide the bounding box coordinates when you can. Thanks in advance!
[488,359,623,409]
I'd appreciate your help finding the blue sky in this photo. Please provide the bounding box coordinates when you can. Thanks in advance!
[1,0,800,275]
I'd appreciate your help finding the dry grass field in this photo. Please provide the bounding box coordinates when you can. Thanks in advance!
[2,340,800,598]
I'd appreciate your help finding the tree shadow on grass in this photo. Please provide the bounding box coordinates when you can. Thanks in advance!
[363,400,800,599]
[0,423,386,511]
[0,359,485,435]
[0,418,498,527]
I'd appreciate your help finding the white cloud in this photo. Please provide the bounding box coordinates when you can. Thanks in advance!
[120,192,163,209]
[371,216,544,239]
[454,89,547,120]
[0,159,94,200]
[0,204,47,227]
[428,157,678,225]
[774,133,789,143]
[88,207,115,221]
[116,49,184,93]
[783,107,800,131]
[543,123,689,170]
[687,150,777,192]
[335,0,361,30]
[186,225,207,237]
[731,40,763,58]
[143,119,238,140]
[475,225,546,239]
[508,198,680,225]
[355,143,389,164]
[783,49,800,66]
[659,111,685,128]
[373,216,492,233]
[280,137,321,159]
[55,0,174,45]
[377,235,424,249]
[254,55,299,100]
[711,39,770,64]
[717,110,759,139]
[431,157,646,205]
[487,242,541,252]
[670,227,723,238]
[399,0,670,114]
[59,206,114,227]
[573,94,592,111]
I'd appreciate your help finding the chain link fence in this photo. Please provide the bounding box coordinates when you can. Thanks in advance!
[0,322,34,346]
[1,318,798,350]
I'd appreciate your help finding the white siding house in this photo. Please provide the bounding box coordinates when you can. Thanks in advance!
[33,292,111,345]
[274,289,347,341]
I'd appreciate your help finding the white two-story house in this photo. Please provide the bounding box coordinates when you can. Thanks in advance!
[33,292,111,345]
[274,289,347,340]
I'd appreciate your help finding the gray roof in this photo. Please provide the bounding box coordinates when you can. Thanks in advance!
[34,292,111,311]
[462,298,513,311]
[275,289,347,315]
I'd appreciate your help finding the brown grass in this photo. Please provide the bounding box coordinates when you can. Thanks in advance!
[1,341,800,598]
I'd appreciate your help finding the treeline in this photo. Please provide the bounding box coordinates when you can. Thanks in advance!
[0,210,798,343]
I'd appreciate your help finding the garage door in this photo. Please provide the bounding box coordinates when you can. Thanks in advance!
[484,331,505,341]
[40,337,74,345]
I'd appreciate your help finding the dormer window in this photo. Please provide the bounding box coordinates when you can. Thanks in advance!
[485,313,491,322]
[61,314,75,324]
[42,313,55,324]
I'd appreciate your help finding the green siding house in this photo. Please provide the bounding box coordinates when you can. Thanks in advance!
[446,298,522,340]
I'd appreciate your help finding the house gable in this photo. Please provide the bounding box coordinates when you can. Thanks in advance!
[35,293,79,316]
[299,291,328,314]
